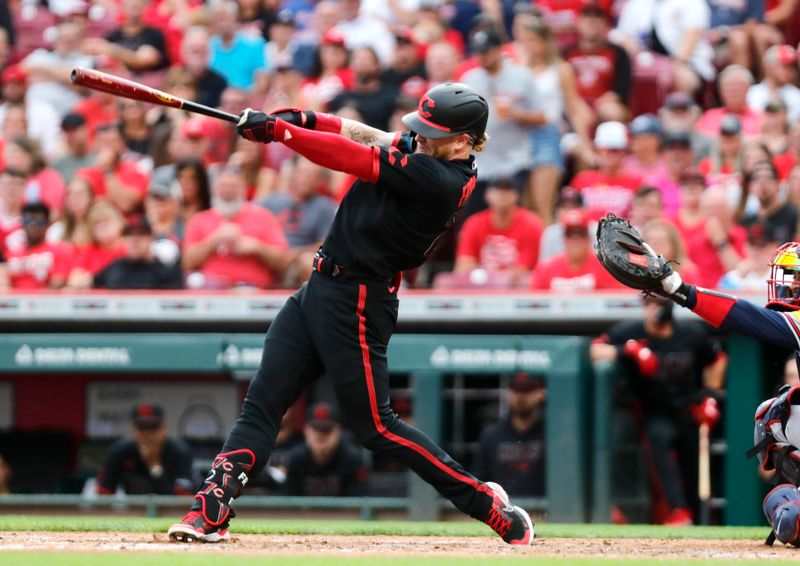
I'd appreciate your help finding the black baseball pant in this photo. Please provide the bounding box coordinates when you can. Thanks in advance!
[221,271,494,520]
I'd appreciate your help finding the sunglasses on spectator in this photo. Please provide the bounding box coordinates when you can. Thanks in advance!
[564,229,588,238]
[22,217,47,227]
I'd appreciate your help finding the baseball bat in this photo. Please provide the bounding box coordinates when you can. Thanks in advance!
[70,67,239,124]
[698,422,711,525]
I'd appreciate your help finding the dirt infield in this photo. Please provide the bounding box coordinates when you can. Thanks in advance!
[1,531,799,560]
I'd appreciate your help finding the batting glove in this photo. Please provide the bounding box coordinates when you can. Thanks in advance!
[237,108,277,143]
[691,396,721,428]
[623,339,659,378]
[270,107,308,128]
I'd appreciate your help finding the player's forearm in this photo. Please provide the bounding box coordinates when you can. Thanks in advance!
[339,119,397,147]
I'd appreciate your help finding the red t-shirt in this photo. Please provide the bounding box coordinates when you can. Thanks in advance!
[571,170,641,218]
[72,242,127,275]
[565,44,620,105]
[694,107,765,138]
[456,208,544,271]
[529,251,623,291]
[6,241,74,288]
[78,162,150,200]
[538,0,612,50]
[678,219,747,289]
[184,203,288,288]
[773,152,796,180]
[73,96,118,142]
[0,213,22,255]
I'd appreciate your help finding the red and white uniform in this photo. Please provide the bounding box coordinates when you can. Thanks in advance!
[184,203,288,288]
[571,170,641,218]
[529,252,623,291]
[456,208,543,271]
[7,241,73,288]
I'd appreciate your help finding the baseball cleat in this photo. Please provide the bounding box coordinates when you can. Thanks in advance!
[168,510,230,543]
[484,481,535,545]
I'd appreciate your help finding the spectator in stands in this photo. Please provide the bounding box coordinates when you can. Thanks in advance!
[747,45,800,123]
[706,0,764,72]
[759,98,790,157]
[93,213,183,290]
[46,176,94,247]
[658,93,713,163]
[774,121,800,181]
[333,0,394,65]
[641,218,701,284]
[329,46,398,131]
[66,201,127,289]
[424,41,460,88]
[144,182,182,266]
[564,3,631,123]
[183,164,288,289]
[208,1,266,91]
[83,0,169,74]
[6,202,72,289]
[20,19,94,118]
[454,177,544,285]
[78,123,150,214]
[740,160,797,244]
[118,99,154,162]
[461,28,542,217]
[695,65,764,138]
[719,221,779,291]
[174,158,211,227]
[0,64,60,159]
[382,28,426,90]
[180,26,227,109]
[283,402,369,497]
[623,115,667,181]
[52,113,96,184]
[474,372,546,497]
[538,186,589,262]
[297,30,352,112]
[529,210,622,291]
[228,136,277,201]
[590,294,727,525]
[96,403,193,496]
[0,169,26,255]
[571,121,641,219]
[265,11,299,75]
[4,136,66,218]
[614,0,714,96]
[629,187,664,232]
[0,454,9,495]
[257,157,336,285]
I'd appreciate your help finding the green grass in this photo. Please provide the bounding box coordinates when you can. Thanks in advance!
[0,515,768,540]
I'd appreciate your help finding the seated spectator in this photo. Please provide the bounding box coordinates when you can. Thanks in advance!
[474,372,546,497]
[298,30,353,112]
[333,0,395,66]
[529,210,622,291]
[774,122,800,181]
[51,113,96,184]
[228,136,277,201]
[706,0,764,72]
[694,65,764,138]
[96,403,193,496]
[0,64,60,159]
[174,158,211,227]
[759,98,790,157]
[571,121,641,219]
[382,28,426,89]
[747,45,800,123]
[93,214,183,290]
[699,115,745,215]
[257,157,336,285]
[47,176,94,247]
[682,185,747,289]
[6,202,72,289]
[207,1,266,91]
[590,294,727,525]
[623,115,667,181]
[539,186,590,262]
[4,135,66,218]
[564,3,631,123]
[180,26,227,109]
[454,177,543,286]
[629,186,665,231]
[741,160,797,244]
[144,183,183,265]
[183,165,288,289]
[82,0,169,75]
[658,92,713,163]
[718,221,778,291]
[424,41,460,89]
[641,218,701,284]
[0,168,26,254]
[66,201,127,289]
[614,0,715,95]
[0,454,9,494]
[283,402,368,497]
[672,164,706,239]
[118,99,154,164]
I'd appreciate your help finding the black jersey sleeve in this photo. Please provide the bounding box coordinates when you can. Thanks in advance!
[375,149,446,202]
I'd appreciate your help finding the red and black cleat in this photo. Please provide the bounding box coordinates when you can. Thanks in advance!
[168,510,230,543]
[483,481,535,545]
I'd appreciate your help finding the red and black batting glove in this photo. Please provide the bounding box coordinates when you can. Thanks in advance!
[691,396,721,429]
[622,339,659,378]
[270,107,308,128]
[237,108,277,143]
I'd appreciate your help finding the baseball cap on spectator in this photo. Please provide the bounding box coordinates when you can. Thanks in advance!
[509,372,544,392]
[765,98,788,113]
[395,27,417,46]
[557,186,583,207]
[131,403,164,429]
[306,402,339,432]
[123,213,153,236]
[561,209,589,235]
[594,121,628,149]
[148,182,179,200]
[181,118,207,139]
[487,176,516,190]
[470,29,503,54]
[2,65,27,85]
[61,112,86,132]
[579,1,606,17]
[321,29,346,47]
[679,166,706,186]
[747,221,775,247]
[629,114,662,137]
[662,130,691,148]
[720,114,741,136]
[765,44,797,66]
[274,9,296,26]
[663,92,696,111]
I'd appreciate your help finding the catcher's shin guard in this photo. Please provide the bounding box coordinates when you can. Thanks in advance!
[168,449,255,543]
[763,484,800,546]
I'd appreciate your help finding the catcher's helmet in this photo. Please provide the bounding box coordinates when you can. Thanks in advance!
[402,82,489,141]
[767,242,800,311]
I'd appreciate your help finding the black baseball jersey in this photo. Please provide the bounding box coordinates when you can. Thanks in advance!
[282,437,368,497]
[96,437,193,495]
[322,150,477,276]
[474,417,545,497]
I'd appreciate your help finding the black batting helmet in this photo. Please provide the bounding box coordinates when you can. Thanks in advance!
[402,82,489,141]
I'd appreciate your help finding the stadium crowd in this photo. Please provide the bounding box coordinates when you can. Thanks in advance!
[0,0,798,291]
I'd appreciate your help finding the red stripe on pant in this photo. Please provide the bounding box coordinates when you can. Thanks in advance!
[356,284,492,497]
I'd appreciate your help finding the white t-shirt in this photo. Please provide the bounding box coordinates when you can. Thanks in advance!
[0,100,61,159]
[334,15,396,66]
[747,82,800,124]
[23,49,94,117]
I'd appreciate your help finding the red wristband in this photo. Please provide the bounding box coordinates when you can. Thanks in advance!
[310,111,342,134]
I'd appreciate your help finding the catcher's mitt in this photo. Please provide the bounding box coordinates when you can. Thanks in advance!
[594,213,674,293]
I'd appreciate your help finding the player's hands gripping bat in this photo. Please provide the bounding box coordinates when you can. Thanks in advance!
[237,108,277,143]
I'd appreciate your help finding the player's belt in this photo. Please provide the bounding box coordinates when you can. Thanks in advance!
[312,251,396,283]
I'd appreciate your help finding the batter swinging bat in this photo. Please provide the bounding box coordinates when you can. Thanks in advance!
[698,422,711,525]
[70,67,239,124]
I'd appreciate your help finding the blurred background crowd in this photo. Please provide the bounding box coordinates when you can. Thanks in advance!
[0,0,798,292]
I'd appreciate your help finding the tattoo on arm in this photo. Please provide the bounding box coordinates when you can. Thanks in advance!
[340,118,396,147]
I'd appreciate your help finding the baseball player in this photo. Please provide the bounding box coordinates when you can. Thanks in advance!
[595,213,800,543]
[167,83,534,545]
